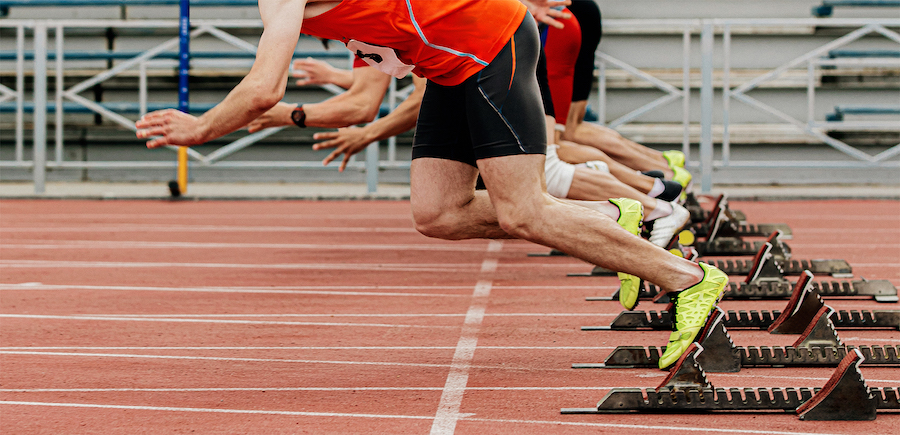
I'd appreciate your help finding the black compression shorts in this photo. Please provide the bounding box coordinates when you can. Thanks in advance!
[412,13,547,166]
[569,0,602,102]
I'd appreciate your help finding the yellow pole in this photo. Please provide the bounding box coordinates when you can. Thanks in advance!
[177,146,188,194]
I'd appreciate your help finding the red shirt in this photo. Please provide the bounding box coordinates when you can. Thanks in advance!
[543,7,581,124]
[302,0,527,86]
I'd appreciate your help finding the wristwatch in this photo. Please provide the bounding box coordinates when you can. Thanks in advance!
[291,105,307,128]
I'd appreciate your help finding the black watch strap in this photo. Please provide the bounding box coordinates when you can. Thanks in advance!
[291,105,307,128]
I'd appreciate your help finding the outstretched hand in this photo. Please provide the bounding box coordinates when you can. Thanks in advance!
[135,109,204,149]
[293,57,341,86]
[312,126,373,172]
[519,0,571,29]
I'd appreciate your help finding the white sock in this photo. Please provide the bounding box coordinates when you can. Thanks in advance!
[645,201,673,221]
[647,178,665,198]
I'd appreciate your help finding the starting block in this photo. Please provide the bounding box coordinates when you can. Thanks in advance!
[684,192,747,224]
[689,194,793,241]
[575,230,849,278]
[584,272,900,331]
[573,305,900,371]
[588,244,898,303]
[705,231,851,278]
[562,345,900,420]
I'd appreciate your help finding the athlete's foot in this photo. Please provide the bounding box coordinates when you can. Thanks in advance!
[648,203,691,248]
[663,150,685,169]
[641,170,666,179]
[658,262,728,369]
[671,166,693,202]
[654,180,683,203]
[609,198,644,310]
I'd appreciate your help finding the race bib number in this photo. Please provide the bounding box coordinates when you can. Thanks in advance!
[346,40,415,79]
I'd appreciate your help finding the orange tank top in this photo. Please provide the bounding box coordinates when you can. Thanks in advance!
[302,0,527,86]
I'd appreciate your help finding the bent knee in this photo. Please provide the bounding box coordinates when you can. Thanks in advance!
[412,207,463,240]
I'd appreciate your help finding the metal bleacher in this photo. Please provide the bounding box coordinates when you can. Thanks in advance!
[2,1,898,194]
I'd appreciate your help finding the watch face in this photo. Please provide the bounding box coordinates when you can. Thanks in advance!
[292,106,306,127]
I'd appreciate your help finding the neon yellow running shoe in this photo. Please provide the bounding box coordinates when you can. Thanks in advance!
[609,198,643,310]
[658,262,728,369]
[672,166,692,189]
[672,166,693,202]
[662,150,685,169]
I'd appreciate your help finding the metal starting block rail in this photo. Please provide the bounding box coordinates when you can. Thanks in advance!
[573,306,900,372]
[587,249,897,303]
[571,231,850,278]
[587,308,900,331]
[585,271,900,331]
[588,274,897,303]
[563,343,900,420]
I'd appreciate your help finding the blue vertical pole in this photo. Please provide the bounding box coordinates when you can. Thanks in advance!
[176,0,190,194]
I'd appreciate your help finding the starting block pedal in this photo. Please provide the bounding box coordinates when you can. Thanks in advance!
[563,345,900,420]
[584,272,900,331]
[573,306,900,371]
[693,227,792,258]
[689,194,793,241]
[684,192,748,224]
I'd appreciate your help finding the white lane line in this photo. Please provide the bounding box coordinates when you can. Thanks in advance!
[0,213,414,220]
[0,259,589,272]
[0,351,451,368]
[0,259,484,272]
[0,283,614,293]
[0,350,576,373]
[76,313,611,318]
[430,241,501,435]
[0,346,616,350]
[0,387,594,394]
[0,314,454,329]
[0,401,845,435]
[0,283,473,296]
[0,225,418,233]
[0,401,433,420]
[0,240,502,252]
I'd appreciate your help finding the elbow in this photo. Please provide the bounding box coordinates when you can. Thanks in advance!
[248,92,283,114]
[356,102,382,124]
[243,81,285,114]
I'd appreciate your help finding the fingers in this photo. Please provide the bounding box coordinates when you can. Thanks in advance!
[538,11,569,29]
[339,154,351,172]
[145,136,169,149]
[545,7,571,20]
[311,132,340,150]
[321,148,341,167]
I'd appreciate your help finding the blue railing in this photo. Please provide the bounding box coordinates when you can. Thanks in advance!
[812,0,900,17]
[0,0,258,16]
[826,104,900,121]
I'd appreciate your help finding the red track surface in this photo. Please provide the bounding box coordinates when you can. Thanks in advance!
[1,198,898,434]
